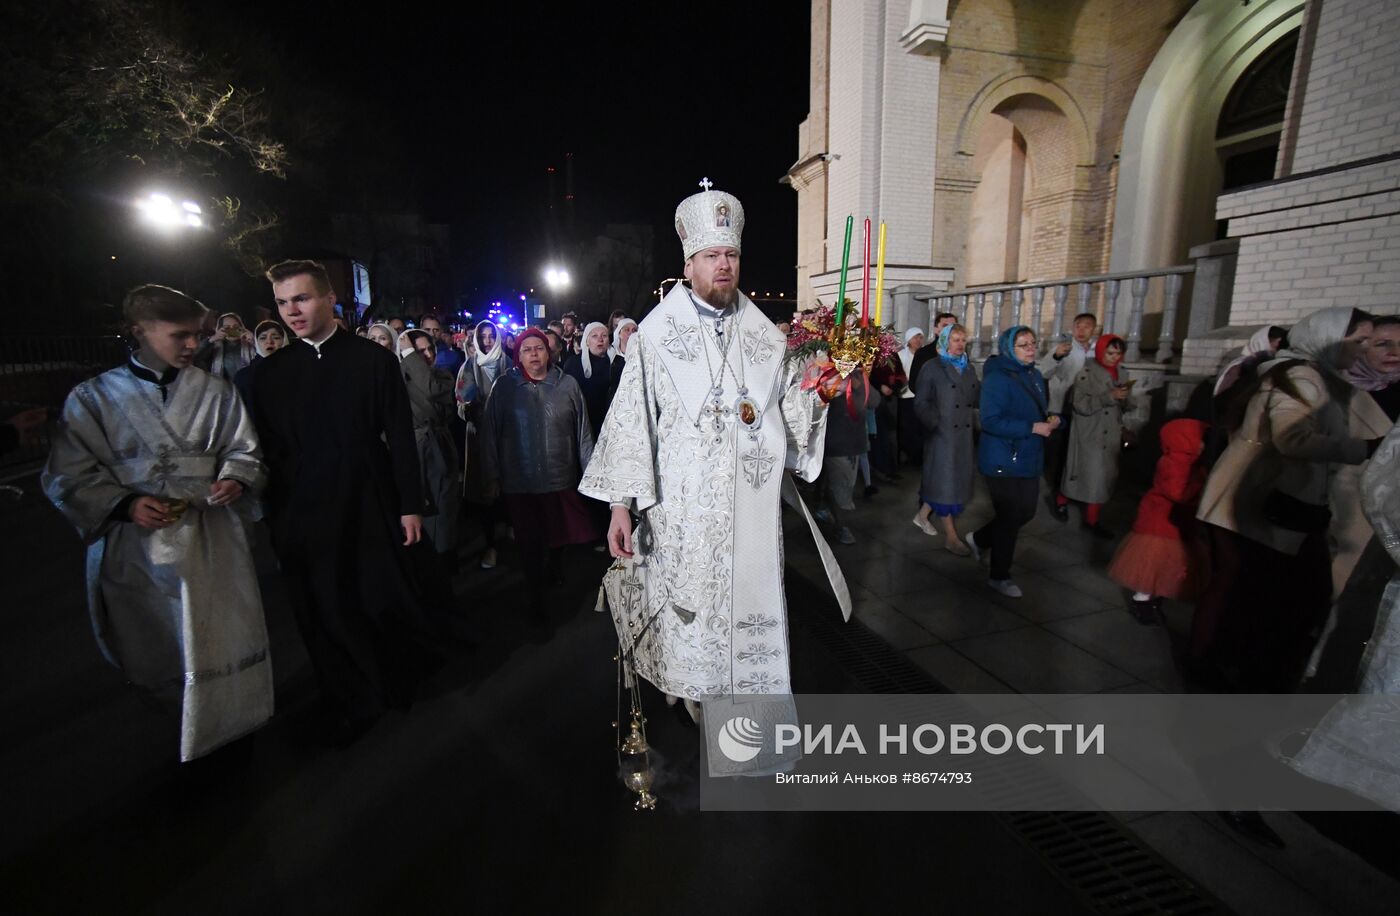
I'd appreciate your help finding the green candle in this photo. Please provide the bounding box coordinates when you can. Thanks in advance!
[835,215,853,327]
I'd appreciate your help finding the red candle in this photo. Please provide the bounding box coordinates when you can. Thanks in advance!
[861,218,872,327]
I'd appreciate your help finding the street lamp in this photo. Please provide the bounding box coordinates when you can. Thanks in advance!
[543,265,571,290]
[135,192,204,230]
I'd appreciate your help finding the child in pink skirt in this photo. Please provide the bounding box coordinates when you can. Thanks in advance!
[1107,418,1212,625]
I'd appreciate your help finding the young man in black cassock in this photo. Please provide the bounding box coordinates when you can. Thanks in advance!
[250,259,440,744]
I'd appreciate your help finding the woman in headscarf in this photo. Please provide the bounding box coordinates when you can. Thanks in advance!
[912,323,980,554]
[397,330,462,573]
[367,323,397,351]
[612,317,638,360]
[1214,325,1286,398]
[233,320,286,405]
[1346,315,1400,421]
[200,312,257,380]
[456,320,514,569]
[1058,334,1131,538]
[897,326,926,466]
[479,328,597,619]
[966,325,1060,598]
[1192,307,1382,690]
[564,321,624,442]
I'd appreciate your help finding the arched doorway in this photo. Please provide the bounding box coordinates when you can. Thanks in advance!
[966,113,1030,285]
[965,93,1080,286]
[1110,0,1305,276]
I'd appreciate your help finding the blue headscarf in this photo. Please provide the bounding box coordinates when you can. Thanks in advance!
[936,324,968,374]
[996,325,1036,370]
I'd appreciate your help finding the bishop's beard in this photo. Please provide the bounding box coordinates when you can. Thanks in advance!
[698,281,739,310]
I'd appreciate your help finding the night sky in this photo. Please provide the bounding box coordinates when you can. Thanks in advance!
[228,2,811,304]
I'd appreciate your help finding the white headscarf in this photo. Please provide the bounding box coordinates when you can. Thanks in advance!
[580,321,609,378]
[473,320,504,369]
[367,322,397,351]
[904,326,925,346]
[612,318,638,357]
[1214,325,1281,396]
[1268,306,1358,377]
[252,320,285,358]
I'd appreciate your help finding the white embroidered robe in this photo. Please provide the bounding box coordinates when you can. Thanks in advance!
[579,287,828,699]
[42,365,273,761]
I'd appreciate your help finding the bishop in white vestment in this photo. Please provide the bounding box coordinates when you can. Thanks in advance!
[580,183,833,712]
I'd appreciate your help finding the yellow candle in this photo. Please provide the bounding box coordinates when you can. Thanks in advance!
[874,221,887,327]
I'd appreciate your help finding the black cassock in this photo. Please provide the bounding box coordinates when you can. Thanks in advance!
[251,329,439,724]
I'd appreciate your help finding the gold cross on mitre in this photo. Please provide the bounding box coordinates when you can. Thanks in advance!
[698,177,713,191]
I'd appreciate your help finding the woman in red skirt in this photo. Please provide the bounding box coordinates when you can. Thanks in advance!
[1107,418,1212,625]
[479,329,600,618]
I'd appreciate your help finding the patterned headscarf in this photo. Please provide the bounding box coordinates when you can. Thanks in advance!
[936,323,968,374]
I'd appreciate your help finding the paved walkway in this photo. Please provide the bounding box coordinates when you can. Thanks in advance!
[2,454,1399,915]
[782,462,1400,916]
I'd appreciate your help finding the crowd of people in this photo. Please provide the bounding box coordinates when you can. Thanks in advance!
[40,260,643,762]
[836,304,1400,735]
[32,236,1400,818]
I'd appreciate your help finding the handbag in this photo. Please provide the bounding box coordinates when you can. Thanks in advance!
[1263,489,1332,533]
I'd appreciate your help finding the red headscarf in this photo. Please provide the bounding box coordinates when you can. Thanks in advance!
[513,328,553,382]
[1094,334,1124,382]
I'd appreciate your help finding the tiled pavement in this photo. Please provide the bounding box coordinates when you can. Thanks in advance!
[785,467,1189,695]
[784,464,1400,916]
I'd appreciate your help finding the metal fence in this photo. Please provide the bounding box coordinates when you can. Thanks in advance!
[1,335,130,475]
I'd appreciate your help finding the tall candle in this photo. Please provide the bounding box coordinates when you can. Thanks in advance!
[874,221,887,327]
[861,218,872,328]
[835,215,853,328]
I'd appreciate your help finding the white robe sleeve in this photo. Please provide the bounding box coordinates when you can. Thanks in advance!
[780,356,829,482]
[578,330,659,511]
[213,382,266,494]
[41,383,133,544]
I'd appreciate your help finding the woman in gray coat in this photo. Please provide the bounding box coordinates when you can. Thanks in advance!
[399,330,462,566]
[913,324,980,554]
[1060,334,1130,537]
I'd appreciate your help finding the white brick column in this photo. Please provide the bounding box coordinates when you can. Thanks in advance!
[815,0,951,322]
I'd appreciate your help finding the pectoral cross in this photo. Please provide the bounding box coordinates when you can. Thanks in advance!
[698,177,713,192]
[703,397,731,431]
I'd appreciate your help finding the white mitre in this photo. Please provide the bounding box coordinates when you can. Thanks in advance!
[674,177,745,259]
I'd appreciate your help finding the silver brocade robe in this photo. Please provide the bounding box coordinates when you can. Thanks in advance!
[579,286,829,699]
[1289,417,1400,811]
[42,365,273,761]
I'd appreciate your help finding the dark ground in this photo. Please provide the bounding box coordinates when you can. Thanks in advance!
[0,476,1097,915]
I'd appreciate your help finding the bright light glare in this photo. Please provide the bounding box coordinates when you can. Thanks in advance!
[137,192,204,231]
[543,266,571,289]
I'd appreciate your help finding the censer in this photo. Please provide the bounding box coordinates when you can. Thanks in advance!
[614,651,657,811]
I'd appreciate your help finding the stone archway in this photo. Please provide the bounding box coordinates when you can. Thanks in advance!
[1109,0,1305,276]
[964,91,1085,285]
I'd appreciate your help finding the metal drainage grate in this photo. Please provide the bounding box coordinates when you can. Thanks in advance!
[793,599,949,694]
[999,811,1229,916]
[792,602,1232,916]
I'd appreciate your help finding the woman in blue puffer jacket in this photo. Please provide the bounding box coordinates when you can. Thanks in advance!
[965,325,1061,598]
